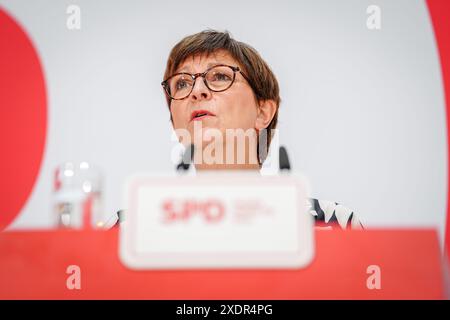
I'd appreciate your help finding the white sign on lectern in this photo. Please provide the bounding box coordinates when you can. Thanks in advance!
[119,172,315,269]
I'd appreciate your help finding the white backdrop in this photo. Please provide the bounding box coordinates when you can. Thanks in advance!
[1,0,447,245]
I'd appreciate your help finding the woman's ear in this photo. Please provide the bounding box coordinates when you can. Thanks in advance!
[255,99,277,130]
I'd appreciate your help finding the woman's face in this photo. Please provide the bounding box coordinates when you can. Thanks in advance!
[169,50,259,141]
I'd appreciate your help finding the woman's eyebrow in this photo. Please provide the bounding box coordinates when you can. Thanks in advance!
[174,67,188,74]
[206,62,222,68]
[176,62,223,74]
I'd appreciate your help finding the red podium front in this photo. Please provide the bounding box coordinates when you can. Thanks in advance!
[0,228,446,299]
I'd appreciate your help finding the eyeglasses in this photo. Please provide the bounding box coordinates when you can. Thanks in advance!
[161,64,250,100]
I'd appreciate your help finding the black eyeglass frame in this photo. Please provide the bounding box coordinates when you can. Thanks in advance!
[161,64,251,100]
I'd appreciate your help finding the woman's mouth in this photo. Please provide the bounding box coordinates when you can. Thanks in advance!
[190,109,216,122]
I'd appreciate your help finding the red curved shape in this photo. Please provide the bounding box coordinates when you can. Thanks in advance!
[0,8,47,230]
[427,0,450,258]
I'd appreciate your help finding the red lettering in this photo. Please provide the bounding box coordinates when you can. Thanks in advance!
[202,200,225,222]
[161,199,225,223]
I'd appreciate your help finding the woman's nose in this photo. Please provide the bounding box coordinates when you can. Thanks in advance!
[190,78,212,101]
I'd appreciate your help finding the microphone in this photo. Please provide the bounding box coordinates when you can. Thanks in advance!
[176,144,194,172]
[279,145,291,172]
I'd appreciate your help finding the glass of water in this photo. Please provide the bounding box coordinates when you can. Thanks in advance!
[53,161,104,229]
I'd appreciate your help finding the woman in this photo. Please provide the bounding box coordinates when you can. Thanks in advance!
[160,30,363,230]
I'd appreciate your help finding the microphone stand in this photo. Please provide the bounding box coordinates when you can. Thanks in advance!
[279,145,291,172]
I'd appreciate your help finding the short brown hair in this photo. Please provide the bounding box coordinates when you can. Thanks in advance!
[163,30,281,163]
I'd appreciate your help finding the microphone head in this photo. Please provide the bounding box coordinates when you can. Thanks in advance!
[176,144,194,172]
[279,145,291,171]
